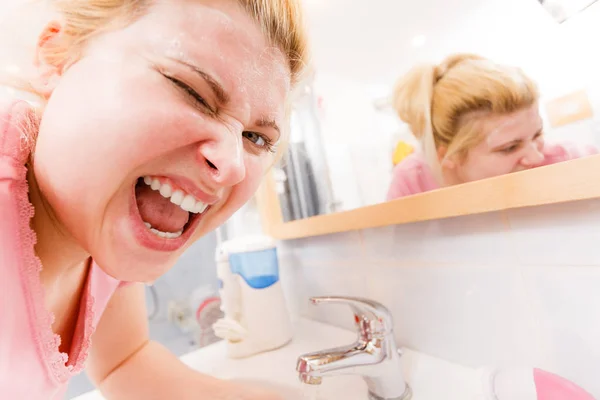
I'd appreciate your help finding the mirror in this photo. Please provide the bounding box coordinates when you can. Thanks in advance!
[274,0,600,222]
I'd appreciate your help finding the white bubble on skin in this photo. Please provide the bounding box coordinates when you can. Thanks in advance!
[140,1,291,143]
[239,46,290,113]
[485,118,518,149]
[484,106,542,150]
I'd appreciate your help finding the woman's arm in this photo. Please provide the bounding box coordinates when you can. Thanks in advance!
[87,283,282,400]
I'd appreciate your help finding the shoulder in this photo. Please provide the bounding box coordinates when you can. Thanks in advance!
[0,99,38,165]
[391,153,433,179]
[0,101,37,223]
[387,153,438,200]
[395,153,428,169]
[394,153,436,178]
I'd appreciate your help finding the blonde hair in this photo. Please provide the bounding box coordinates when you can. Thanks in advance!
[392,53,539,180]
[4,0,308,92]
[1,0,309,156]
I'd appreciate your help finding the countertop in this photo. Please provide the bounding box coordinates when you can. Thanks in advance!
[74,318,488,400]
[73,318,368,400]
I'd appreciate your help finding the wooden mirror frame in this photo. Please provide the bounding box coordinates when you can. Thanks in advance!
[256,154,600,240]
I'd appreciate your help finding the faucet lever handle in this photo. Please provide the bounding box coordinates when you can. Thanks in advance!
[310,296,394,337]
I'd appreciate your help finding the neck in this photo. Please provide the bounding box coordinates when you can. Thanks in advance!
[27,167,90,286]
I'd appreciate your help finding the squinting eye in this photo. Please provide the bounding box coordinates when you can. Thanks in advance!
[243,131,266,146]
[163,74,214,115]
[501,145,519,154]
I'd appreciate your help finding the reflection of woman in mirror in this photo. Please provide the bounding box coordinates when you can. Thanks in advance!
[386,53,597,200]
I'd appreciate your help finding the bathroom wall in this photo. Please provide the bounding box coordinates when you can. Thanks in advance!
[278,198,600,397]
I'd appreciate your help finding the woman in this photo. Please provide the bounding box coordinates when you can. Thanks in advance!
[0,0,308,398]
[386,53,596,200]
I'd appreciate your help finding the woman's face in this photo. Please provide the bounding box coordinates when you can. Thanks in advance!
[33,0,290,281]
[447,105,545,184]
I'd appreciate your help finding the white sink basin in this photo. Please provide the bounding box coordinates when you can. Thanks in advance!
[72,319,488,400]
[231,378,368,400]
[231,379,304,399]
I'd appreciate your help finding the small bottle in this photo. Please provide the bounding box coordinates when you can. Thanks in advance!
[213,235,293,359]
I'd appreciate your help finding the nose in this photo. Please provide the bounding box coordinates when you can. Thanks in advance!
[197,128,246,187]
[520,141,545,167]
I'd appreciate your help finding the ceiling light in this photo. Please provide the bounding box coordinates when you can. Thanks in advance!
[411,35,427,48]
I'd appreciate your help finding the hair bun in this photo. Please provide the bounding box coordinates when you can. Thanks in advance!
[391,63,437,140]
[434,53,485,82]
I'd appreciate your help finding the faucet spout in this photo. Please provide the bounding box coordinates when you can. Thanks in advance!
[296,342,380,383]
[295,297,412,400]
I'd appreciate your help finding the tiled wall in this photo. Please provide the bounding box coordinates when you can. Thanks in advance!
[278,198,600,397]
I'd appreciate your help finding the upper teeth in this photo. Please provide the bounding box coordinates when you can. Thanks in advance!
[143,176,209,214]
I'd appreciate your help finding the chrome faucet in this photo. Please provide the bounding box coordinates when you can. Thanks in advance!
[296,296,412,400]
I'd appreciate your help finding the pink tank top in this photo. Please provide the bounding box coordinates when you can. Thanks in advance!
[387,143,599,200]
[0,101,124,399]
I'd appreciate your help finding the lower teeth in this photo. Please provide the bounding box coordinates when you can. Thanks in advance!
[143,222,183,239]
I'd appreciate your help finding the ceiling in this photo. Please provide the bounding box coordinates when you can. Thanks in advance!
[301,0,561,86]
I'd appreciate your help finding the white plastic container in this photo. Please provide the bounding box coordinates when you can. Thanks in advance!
[213,235,293,359]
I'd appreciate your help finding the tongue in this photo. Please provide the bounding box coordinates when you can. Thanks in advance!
[135,183,190,233]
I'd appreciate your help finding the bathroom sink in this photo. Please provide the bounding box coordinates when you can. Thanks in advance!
[72,319,370,400]
[231,379,304,399]
[232,378,369,400]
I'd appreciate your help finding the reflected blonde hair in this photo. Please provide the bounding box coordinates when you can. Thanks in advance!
[391,53,539,180]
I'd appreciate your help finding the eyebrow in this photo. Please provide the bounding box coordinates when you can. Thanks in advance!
[491,127,543,150]
[256,118,281,140]
[170,57,230,105]
[169,57,281,139]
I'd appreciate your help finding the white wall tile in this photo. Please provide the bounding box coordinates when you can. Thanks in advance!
[278,255,305,319]
[278,230,365,264]
[279,254,370,332]
[364,264,540,368]
[522,265,600,397]
[507,198,600,266]
[361,211,515,267]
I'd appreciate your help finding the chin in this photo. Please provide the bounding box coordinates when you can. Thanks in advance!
[90,218,183,283]
[94,246,178,283]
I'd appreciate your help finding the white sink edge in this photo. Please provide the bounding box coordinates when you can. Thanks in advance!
[72,318,490,400]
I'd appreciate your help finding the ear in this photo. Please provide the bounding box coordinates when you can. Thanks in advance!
[437,146,456,169]
[31,21,67,98]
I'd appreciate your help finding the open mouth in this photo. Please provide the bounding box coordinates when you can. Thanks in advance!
[134,176,209,239]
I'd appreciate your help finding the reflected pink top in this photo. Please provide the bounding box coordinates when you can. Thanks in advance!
[0,101,124,399]
[386,143,599,200]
